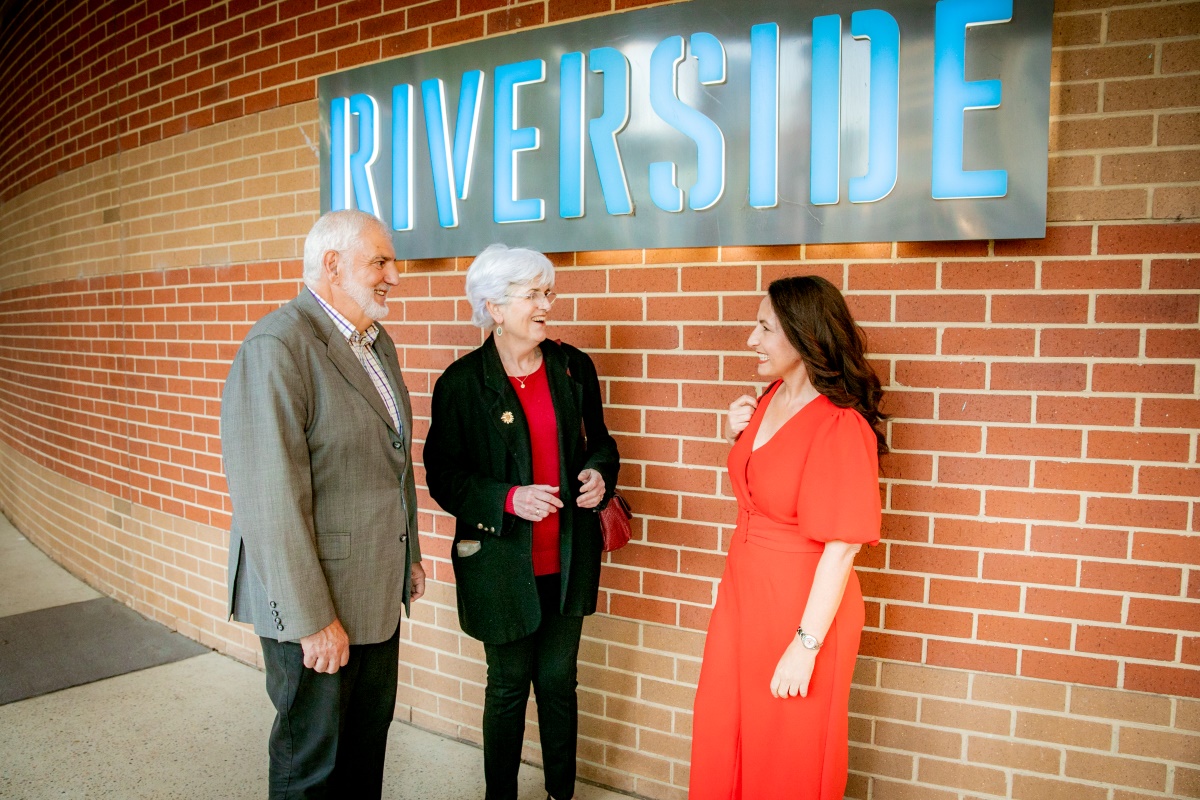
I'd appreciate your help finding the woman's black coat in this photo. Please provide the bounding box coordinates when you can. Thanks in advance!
[424,336,620,645]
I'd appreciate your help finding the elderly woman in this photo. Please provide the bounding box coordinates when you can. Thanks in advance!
[424,243,620,800]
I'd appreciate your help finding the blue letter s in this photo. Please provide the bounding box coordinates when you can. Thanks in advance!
[649,33,727,213]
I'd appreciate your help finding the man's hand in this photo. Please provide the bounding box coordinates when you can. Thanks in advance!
[409,561,426,602]
[300,618,350,674]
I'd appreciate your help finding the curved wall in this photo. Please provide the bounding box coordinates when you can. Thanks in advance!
[1,2,1198,798]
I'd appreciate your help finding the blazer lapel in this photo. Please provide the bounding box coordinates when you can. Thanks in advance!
[481,335,533,485]
[296,289,399,434]
[374,329,412,447]
[542,340,584,584]
[543,341,583,466]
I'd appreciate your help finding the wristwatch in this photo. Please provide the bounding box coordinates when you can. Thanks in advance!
[797,627,822,651]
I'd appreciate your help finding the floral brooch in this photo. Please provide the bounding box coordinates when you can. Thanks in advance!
[501,411,514,424]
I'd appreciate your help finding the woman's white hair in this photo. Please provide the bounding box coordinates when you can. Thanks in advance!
[465,243,555,329]
[302,209,389,288]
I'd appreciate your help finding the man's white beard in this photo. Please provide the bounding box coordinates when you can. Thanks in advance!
[345,280,389,321]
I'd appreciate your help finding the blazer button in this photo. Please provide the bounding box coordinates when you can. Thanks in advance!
[393,441,402,449]
[277,623,284,631]
[270,601,277,608]
[399,534,407,542]
[271,610,279,617]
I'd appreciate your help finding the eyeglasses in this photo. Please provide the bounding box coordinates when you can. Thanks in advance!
[507,289,557,306]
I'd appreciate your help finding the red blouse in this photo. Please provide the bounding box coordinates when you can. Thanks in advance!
[504,361,562,575]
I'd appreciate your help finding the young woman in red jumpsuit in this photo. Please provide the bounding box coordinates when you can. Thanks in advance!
[689,276,887,800]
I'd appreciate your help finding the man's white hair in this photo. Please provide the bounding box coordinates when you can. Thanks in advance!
[464,243,555,329]
[302,210,390,288]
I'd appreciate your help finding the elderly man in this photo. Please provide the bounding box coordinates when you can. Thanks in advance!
[221,209,425,799]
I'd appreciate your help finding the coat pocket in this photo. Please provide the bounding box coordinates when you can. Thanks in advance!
[315,532,350,560]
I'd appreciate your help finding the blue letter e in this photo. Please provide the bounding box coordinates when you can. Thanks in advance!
[932,0,1012,199]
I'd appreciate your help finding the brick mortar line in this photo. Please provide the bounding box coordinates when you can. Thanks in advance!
[5,259,1200,292]
[0,378,224,401]
[856,739,1196,769]
[875,604,1194,631]
[845,703,1190,733]
[850,746,1185,774]
[860,540,1195,562]
[1051,6,1145,15]
[910,449,1199,460]
[0,432,134,464]
[0,419,213,451]
[1053,40,1200,50]
[845,681,1188,722]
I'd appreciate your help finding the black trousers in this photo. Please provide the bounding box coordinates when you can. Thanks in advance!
[482,574,584,800]
[259,622,400,800]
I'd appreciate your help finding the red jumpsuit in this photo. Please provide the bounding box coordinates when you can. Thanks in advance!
[690,387,881,799]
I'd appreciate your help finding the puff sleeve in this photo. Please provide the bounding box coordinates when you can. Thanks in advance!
[796,407,882,545]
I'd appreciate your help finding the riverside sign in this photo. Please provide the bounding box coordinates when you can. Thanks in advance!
[318,0,1052,258]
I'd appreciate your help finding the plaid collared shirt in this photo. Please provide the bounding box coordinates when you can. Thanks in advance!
[311,290,403,437]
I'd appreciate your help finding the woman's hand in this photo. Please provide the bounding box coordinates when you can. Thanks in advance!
[512,484,563,522]
[576,469,605,508]
[770,638,817,698]
[726,394,758,442]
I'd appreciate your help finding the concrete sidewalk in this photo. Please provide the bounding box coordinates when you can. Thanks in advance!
[0,515,629,800]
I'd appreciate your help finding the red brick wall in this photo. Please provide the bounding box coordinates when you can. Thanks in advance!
[1,1,1198,798]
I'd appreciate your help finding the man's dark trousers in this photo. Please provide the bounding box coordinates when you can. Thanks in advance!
[259,624,401,800]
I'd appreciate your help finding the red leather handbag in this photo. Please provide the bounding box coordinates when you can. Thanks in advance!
[599,491,633,552]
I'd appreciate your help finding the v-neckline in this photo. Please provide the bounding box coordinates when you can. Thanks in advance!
[750,385,823,453]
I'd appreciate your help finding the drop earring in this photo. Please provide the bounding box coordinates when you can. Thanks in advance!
[496,325,504,336]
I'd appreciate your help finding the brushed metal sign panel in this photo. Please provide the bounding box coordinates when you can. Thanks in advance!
[319,0,1052,258]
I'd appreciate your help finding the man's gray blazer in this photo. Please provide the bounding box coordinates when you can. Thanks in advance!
[221,287,421,644]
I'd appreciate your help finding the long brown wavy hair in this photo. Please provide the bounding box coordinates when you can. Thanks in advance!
[767,275,889,455]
